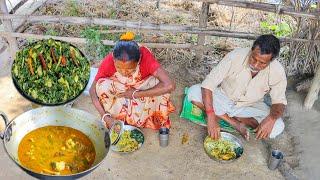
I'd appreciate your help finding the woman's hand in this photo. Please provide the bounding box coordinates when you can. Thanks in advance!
[102,115,116,129]
[126,68,175,99]
[117,88,137,99]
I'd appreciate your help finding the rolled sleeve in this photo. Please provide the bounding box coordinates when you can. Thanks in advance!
[201,52,232,92]
[270,79,287,105]
[270,67,287,105]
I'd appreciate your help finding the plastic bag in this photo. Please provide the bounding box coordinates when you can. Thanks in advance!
[180,87,253,133]
[180,88,207,126]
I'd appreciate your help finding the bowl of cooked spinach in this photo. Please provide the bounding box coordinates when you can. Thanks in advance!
[204,132,244,163]
[11,39,90,106]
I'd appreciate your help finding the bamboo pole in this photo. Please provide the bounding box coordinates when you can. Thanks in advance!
[0,0,17,63]
[8,0,28,14]
[196,2,209,61]
[156,0,160,9]
[0,31,193,49]
[0,14,199,31]
[0,14,319,43]
[199,0,320,20]
[304,65,320,110]
[1,1,319,21]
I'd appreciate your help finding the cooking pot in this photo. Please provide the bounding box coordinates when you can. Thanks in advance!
[0,106,110,179]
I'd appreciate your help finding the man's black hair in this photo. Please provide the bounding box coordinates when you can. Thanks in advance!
[252,34,280,60]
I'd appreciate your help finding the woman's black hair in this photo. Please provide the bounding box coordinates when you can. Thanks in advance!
[252,34,280,60]
[113,40,140,62]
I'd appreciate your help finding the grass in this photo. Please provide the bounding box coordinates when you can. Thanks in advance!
[80,26,114,61]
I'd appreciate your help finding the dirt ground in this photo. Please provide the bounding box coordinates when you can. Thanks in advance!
[285,90,320,180]
[1,0,320,179]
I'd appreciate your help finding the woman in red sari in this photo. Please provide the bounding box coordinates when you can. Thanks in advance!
[89,32,175,130]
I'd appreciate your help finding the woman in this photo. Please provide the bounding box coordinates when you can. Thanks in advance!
[89,32,175,130]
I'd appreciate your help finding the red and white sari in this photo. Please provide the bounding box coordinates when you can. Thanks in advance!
[96,63,175,130]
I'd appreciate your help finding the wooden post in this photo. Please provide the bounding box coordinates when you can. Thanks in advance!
[0,0,18,65]
[196,2,209,61]
[199,0,320,20]
[304,64,320,110]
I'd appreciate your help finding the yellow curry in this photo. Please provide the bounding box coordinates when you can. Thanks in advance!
[18,126,96,175]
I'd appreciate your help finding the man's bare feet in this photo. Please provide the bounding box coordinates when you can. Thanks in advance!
[235,122,249,141]
[236,117,259,129]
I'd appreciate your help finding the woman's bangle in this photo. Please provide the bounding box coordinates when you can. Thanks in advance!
[132,89,139,101]
[102,113,113,128]
[101,113,111,121]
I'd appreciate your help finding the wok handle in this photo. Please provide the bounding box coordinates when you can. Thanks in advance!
[0,111,8,139]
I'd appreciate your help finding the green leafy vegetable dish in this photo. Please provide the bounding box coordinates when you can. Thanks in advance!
[12,39,90,105]
[204,136,243,161]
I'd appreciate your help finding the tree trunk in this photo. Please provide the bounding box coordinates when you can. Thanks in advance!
[304,65,320,110]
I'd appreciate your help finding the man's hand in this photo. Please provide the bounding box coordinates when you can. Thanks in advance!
[207,114,221,140]
[254,115,276,140]
[117,88,136,99]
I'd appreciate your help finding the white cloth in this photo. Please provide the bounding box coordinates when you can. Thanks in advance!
[187,84,284,138]
[83,67,98,96]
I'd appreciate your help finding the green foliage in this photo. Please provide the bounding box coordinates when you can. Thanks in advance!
[310,4,317,9]
[80,27,113,61]
[175,15,186,24]
[164,33,178,43]
[63,0,80,16]
[189,34,198,43]
[26,37,37,46]
[45,28,59,36]
[80,26,144,61]
[108,8,117,19]
[133,34,142,42]
[260,14,293,37]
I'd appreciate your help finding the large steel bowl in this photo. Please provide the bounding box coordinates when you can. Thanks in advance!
[203,132,244,163]
[0,107,110,179]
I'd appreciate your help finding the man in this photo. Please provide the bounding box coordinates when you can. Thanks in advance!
[187,34,286,140]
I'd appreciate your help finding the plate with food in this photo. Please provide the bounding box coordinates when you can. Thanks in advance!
[110,124,144,153]
[11,39,90,106]
[203,132,244,162]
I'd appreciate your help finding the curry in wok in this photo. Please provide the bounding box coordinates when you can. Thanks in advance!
[18,126,95,175]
